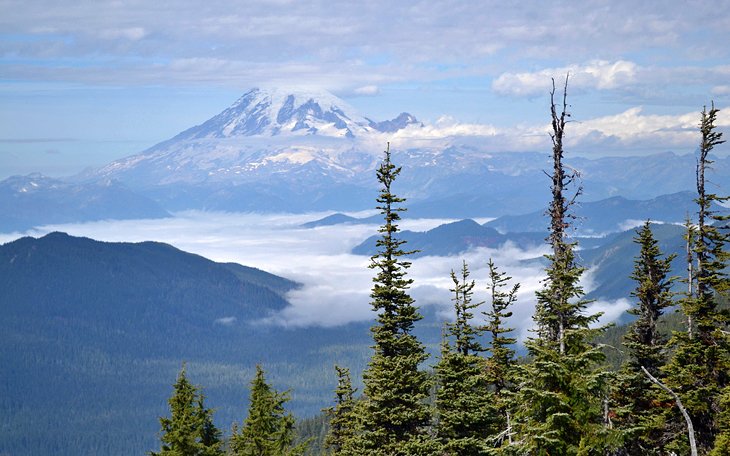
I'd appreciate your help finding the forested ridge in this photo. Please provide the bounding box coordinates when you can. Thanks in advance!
[150,81,729,455]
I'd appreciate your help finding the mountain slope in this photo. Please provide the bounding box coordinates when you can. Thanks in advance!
[352,219,546,257]
[0,233,380,456]
[486,191,726,235]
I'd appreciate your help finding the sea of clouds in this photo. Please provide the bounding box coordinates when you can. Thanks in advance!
[0,211,631,340]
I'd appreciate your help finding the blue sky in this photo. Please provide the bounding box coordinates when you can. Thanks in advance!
[1,0,729,178]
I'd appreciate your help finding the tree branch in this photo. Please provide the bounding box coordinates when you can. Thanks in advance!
[640,366,697,456]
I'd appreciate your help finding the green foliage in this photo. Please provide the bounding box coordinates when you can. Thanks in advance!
[446,261,485,356]
[664,103,730,455]
[611,221,676,454]
[510,78,614,455]
[435,261,496,455]
[229,365,308,456]
[352,145,437,456]
[150,365,224,456]
[483,258,519,451]
[323,366,357,455]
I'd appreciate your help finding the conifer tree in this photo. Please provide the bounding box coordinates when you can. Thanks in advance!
[151,365,224,456]
[230,365,307,456]
[613,221,676,454]
[323,366,357,455]
[351,144,436,455]
[483,258,519,449]
[435,261,495,455]
[510,76,613,455]
[665,103,729,455]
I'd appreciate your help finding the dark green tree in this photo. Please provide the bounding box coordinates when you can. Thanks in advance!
[665,103,729,455]
[510,76,613,455]
[483,258,519,449]
[435,261,495,455]
[230,365,307,456]
[351,144,436,455]
[612,221,676,454]
[150,365,224,456]
[323,366,357,455]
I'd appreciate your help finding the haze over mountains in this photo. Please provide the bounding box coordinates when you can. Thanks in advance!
[1,87,727,231]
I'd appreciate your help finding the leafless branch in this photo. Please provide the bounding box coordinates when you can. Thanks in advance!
[640,366,697,456]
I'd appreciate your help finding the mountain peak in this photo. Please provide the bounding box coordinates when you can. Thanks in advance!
[173,87,372,140]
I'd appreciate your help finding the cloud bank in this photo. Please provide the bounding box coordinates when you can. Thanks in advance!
[0,212,635,340]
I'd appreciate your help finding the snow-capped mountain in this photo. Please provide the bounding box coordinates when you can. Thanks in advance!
[88,88,421,193]
[68,87,730,218]
[161,87,418,141]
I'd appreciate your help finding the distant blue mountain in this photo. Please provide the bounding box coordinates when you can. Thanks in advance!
[581,223,687,312]
[352,219,546,257]
[0,174,169,232]
[486,191,725,235]
[300,212,381,228]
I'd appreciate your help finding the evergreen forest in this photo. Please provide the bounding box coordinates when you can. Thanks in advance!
[147,79,728,455]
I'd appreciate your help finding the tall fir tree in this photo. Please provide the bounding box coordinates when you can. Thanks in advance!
[483,258,519,450]
[350,144,436,456]
[435,261,495,455]
[665,103,730,455]
[509,76,613,455]
[229,365,307,456]
[323,366,357,455]
[612,221,676,454]
[150,365,224,456]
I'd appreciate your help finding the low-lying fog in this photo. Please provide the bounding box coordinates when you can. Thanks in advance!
[1,211,630,339]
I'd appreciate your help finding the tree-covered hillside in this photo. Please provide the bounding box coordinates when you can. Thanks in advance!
[0,233,379,455]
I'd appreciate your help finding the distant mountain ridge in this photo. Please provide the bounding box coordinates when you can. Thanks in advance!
[0,174,169,232]
[485,191,722,235]
[2,87,728,230]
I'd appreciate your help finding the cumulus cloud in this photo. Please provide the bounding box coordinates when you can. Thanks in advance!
[493,60,639,97]
[367,103,729,157]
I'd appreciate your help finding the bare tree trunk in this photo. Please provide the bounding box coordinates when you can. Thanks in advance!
[685,220,694,339]
[640,366,697,456]
[507,410,513,445]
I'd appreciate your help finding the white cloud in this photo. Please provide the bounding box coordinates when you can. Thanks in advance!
[0,212,636,341]
[380,104,730,156]
[712,85,730,96]
[354,85,380,96]
[214,316,237,325]
[2,1,729,92]
[492,60,639,97]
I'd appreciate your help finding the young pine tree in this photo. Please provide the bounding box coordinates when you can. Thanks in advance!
[665,103,730,455]
[483,258,519,449]
[510,76,614,455]
[150,365,224,456]
[323,366,357,455]
[351,144,436,456]
[229,365,307,456]
[435,261,495,455]
[612,221,676,454]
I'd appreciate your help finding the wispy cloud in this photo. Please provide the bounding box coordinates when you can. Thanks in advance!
[2,0,729,93]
